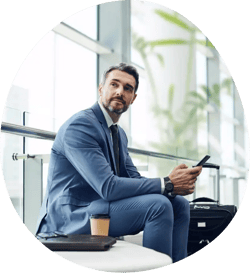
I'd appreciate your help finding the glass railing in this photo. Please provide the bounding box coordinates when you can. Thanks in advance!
[1,120,249,235]
[1,107,24,219]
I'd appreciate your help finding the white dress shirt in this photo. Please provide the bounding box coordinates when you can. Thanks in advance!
[98,100,165,194]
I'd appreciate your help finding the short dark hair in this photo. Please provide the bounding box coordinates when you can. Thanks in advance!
[101,63,139,92]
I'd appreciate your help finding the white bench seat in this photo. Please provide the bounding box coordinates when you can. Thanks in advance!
[56,240,172,272]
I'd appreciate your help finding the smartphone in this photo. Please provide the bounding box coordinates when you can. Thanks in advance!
[194,155,210,167]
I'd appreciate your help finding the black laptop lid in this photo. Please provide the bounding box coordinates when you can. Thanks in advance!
[36,233,116,251]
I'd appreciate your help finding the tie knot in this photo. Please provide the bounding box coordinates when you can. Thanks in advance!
[110,125,118,134]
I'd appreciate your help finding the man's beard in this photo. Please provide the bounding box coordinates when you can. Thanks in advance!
[102,99,129,115]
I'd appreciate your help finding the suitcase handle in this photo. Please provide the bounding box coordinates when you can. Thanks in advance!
[191,197,219,204]
[202,163,220,169]
[192,163,220,169]
[191,162,221,202]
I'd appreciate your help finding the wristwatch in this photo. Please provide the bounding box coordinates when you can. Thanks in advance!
[163,176,176,198]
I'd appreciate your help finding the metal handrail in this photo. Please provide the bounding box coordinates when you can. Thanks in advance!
[1,122,56,140]
[2,122,198,164]
[128,147,197,164]
[1,122,249,172]
[12,153,51,163]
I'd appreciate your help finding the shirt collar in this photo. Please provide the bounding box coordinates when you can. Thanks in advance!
[98,100,118,128]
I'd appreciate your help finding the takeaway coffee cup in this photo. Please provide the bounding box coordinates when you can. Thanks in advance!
[90,214,110,236]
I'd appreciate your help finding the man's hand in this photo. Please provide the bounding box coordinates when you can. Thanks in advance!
[168,164,202,196]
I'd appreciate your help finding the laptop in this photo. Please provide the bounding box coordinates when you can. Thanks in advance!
[36,233,117,251]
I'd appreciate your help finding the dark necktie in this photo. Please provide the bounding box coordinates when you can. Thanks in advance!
[110,125,120,176]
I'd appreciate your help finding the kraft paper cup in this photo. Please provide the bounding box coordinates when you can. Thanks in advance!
[90,214,110,236]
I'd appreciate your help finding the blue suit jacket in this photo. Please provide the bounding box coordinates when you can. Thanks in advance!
[36,102,161,234]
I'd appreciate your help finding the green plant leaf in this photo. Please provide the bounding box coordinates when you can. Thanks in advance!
[213,84,220,95]
[168,84,175,110]
[196,39,215,49]
[132,32,148,52]
[200,85,211,98]
[221,77,232,95]
[176,106,198,136]
[186,101,207,110]
[188,91,207,105]
[149,39,189,48]
[156,53,165,66]
[155,9,194,32]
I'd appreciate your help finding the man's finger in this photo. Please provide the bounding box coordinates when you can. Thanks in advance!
[188,166,202,174]
[189,173,200,180]
[189,178,197,184]
[175,164,188,170]
[189,183,195,189]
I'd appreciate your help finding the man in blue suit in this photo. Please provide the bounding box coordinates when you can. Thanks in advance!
[36,63,202,263]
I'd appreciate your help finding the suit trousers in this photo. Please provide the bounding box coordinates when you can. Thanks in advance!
[108,194,190,263]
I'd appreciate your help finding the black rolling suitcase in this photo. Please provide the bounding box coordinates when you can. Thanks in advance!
[187,163,237,256]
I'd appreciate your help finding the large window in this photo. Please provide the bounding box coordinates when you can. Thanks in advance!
[54,34,97,129]
[131,1,199,160]
[11,31,55,122]
[220,72,234,166]
[10,10,98,131]
[1,1,248,224]
[63,6,97,40]
[130,0,248,204]
[196,33,208,159]
[1,6,98,219]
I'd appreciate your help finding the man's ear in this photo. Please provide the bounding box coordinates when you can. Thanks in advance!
[130,93,137,104]
[98,83,103,97]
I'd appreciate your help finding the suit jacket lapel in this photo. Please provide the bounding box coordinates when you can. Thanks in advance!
[91,102,118,175]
